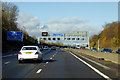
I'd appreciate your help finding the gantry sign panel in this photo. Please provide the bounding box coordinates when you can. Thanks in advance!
[42,32,48,36]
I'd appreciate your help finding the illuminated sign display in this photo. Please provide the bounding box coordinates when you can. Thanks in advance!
[7,31,23,41]
[42,32,48,36]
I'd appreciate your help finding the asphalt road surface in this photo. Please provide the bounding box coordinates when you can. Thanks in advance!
[2,48,108,79]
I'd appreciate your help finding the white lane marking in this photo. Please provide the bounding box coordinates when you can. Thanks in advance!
[65,49,110,69]
[46,62,48,64]
[69,52,112,80]
[3,55,13,57]
[52,55,55,57]
[2,56,7,58]
[50,57,52,59]
[36,69,42,73]
[4,61,10,64]
[78,54,110,70]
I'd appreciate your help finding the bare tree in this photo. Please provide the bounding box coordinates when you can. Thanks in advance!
[2,2,19,31]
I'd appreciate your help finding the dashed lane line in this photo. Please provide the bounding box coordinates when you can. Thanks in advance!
[52,55,55,57]
[3,54,17,57]
[2,55,13,57]
[46,62,48,64]
[4,61,10,64]
[36,69,42,74]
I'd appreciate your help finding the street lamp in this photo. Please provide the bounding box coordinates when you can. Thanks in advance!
[98,39,100,51]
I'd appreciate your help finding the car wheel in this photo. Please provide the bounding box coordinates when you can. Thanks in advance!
[18,60,22,63]
[39,58,43,62]
[37,58,42,63]
[40,58,43,62]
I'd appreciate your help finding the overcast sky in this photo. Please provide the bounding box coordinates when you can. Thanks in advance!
[14,2,118,38]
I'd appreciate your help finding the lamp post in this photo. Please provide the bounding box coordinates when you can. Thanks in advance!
[38,37,40,44]
[98,39,100,51]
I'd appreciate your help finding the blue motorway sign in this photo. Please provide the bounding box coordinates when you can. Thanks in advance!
[73,41,79,43]
[7,31,23,41]
[50,34,63,37]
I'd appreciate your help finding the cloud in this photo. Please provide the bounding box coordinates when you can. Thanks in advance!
[46,17,87,24]
[39,25,48,29]
[62,17,87,24]
[39,23,102,37]
[17,13,102,38]
[46,17,60,24]
[17,12,40,29]
[16,12,42,37]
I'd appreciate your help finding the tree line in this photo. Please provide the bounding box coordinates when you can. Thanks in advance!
[2,2,38,52]
[90,22,120,50]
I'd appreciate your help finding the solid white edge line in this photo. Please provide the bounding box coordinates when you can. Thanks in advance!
[36,69,42,74]
[77,53,110,70]
[69,52,112,80]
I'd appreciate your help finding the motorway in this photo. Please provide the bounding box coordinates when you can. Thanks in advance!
[2,48,109,79]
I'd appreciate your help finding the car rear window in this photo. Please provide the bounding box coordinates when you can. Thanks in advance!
[104,48,109,51]
[22,47,37,50]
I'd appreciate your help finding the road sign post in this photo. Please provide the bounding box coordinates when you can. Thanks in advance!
[98,39,100,51]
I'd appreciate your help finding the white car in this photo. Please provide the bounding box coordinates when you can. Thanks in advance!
[18,46,43,63]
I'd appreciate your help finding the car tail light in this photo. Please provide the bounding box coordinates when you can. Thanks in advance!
[19,52,22,55]
[35,52,39,55]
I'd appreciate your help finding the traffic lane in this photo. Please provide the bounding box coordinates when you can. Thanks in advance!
[2,48,51,56]
[2,51,19,56]
[25,49,105,79]
[2,48,52,57]
[2,49,52,63]
[2,49,56,78]
[2,49,57,78]
[24,50,58,78]
[2,51,19,63]
[2,49,55,69]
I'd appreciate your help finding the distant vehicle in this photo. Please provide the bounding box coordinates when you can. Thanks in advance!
[76,44,80,49]
[18,46,43,63]
[80,47,85,50]
[44,46,49,50]
[51,46,56,50]
[91,48,98,52]
[101,48,113,53]
[115,49,120,54]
